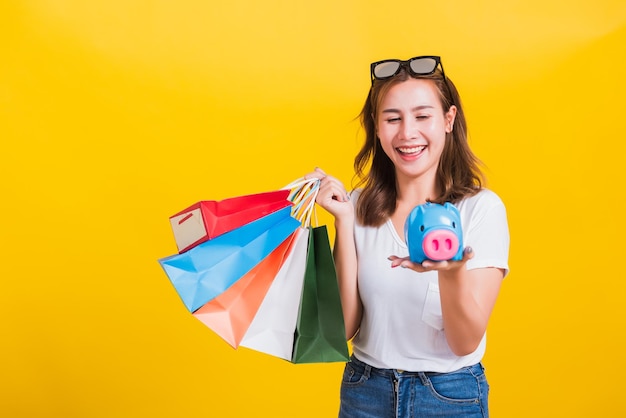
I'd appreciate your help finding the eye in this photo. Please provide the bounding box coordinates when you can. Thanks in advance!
[452,222,456,228]
[419,225,425,232]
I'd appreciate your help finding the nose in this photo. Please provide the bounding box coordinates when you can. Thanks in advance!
[421,229,460,261]
[401,118,419,140]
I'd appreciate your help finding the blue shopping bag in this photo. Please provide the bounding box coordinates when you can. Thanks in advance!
[159,206,300,312]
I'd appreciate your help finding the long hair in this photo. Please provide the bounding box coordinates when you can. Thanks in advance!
[354,68,484,226]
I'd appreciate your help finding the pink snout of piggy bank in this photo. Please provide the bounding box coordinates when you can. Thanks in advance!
[405,202,464,263]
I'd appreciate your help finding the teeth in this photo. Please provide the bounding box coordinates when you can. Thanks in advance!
[397,146,425,154]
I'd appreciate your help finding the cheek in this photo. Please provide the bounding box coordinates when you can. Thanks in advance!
[376,123,395,142]
[376,129,395,153]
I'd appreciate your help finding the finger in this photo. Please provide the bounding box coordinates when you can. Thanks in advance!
[399,260,427,272]
[304,167,327,181]
[422,260,449,269]
[388,256,422,271]
[319,176,349,202]
[304,172,324,181]
[462,246,474,262]
[388,255,403,268]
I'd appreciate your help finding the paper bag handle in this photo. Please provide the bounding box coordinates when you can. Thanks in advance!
[283,177,320,227]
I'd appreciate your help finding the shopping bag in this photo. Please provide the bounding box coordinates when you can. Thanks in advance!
[239,227,310,360]
[240,177,349,364]
[291,225,350,364]
[192,230,299,348]
[169,189,291,253]
[159,206,300,312]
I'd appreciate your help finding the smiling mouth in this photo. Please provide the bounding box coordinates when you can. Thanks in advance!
[396,145,426,155]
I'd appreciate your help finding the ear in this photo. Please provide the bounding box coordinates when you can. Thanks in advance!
[445,105,457,133]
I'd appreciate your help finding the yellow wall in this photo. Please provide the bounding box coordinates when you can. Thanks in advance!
[2,1,625,416]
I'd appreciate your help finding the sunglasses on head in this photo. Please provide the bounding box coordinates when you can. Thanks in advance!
[370,55,446,84]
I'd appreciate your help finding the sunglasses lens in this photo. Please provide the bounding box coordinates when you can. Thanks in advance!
[373,61,401,79]
[410,58,438,74]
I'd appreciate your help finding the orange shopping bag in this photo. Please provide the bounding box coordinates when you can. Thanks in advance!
[191,230,300,348]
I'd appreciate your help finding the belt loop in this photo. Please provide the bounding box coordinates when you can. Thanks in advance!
[363,363,372,379]
[417,372,430,386]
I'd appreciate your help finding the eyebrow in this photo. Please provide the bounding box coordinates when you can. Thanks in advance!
[381,105,435,113]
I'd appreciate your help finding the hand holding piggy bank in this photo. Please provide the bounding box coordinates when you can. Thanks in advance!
[405,202,464,263]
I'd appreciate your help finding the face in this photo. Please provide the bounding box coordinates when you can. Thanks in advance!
[376,78,456,186]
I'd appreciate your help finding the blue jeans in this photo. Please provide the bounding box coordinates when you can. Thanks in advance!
[339,355,489,418]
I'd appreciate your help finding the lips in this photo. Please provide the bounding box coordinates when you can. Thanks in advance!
[396,145,426,155]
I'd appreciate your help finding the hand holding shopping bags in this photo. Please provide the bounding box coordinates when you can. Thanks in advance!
[240,178,350,363]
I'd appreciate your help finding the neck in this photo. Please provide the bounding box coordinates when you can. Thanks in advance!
[395,171,439,207]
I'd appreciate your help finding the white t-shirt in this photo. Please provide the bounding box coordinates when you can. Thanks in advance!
[351,188,510,373]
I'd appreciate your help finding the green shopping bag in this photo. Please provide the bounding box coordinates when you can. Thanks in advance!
[291,225,350,364]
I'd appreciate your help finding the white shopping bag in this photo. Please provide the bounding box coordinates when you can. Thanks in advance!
[239,226,310,360]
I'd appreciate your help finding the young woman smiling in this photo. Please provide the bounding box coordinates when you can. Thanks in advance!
[305,55,510,418]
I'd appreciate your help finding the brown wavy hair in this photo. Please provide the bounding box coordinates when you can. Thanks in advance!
[354,67,484,226]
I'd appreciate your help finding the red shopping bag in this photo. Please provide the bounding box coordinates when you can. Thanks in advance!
[192,230,300,348]
[169,189,291,253]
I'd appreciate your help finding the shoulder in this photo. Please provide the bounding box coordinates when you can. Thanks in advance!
[455,189,509,232]
[456,188,506,213]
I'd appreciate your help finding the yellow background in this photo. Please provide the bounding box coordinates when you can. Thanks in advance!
[2,0,625,416]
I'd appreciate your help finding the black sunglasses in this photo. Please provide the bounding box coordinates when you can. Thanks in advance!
[370,55,446,84]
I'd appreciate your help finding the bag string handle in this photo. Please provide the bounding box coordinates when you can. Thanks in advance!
[283,177,320,228]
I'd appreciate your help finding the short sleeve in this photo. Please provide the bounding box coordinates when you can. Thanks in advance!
[459,190,510,277]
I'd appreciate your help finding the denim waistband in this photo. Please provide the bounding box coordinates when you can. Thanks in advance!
[350,354,481,377]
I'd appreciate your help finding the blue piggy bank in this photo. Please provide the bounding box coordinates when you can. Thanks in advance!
[405,202,464,263]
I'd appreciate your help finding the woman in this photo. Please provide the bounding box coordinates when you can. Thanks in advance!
[306,56,509,417]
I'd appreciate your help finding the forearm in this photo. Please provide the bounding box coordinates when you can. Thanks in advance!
[333,216,362,340]
[438,268,501,356]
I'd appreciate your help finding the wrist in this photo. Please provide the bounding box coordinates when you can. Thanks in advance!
[334,214,355,232]
[438,265,467,282]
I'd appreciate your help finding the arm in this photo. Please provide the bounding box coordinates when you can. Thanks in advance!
[437,262,503,356]
[389,195,509,356]
[390,251,503,356]
[333,213,362,340]
[305,168,362,339]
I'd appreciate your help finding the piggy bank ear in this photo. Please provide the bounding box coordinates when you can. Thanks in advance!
[443,202,460,215]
